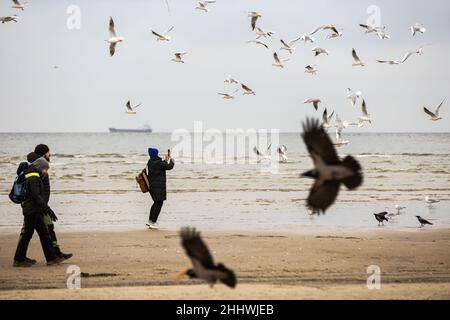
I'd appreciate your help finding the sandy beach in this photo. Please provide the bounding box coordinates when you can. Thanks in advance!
[0,228,449,300]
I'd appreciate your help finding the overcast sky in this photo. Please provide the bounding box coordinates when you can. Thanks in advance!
[0,0,449,133]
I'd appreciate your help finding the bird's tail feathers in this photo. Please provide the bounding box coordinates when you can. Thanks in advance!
[342,156,363,190]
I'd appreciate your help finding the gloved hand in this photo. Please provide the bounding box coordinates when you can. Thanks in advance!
[45,207,58,222]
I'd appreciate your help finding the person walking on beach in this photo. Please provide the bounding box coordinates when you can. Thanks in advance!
[146,148,174,229]
[14,158,63,267]
[27,144,72,260]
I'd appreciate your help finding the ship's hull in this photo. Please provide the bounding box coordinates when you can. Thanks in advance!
[109,128,152,133]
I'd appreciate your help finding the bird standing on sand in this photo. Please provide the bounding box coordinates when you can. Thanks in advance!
[1,15,18,23]
[304,98,322,111]
[106,17,124,57]
[425,196,440,206]
[151,26,174,41]
[301,119,363,212]
[248,11,262,31]
[171,52,187,63]
[374,212,389,226]
[125,101,141,114]
[424,100,445,121]
[416,216,433,228]
[176,227,237,288]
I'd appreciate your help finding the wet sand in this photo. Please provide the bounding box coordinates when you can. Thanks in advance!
[0,228,449,299]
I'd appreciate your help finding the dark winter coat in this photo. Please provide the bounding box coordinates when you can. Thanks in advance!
[27,152,51,203]
[21,166,50,216]
[147,156,175,201]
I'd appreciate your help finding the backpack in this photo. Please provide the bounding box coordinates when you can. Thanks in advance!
[136,167,150,193]
[9,162,30,204]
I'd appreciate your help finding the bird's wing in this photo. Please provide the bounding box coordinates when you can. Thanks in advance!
[307,180,341,212]
[423,107,436,118]
[251,16,258,30]
[13,0,20,6]
[166,26,174,34]
[217,93,229,97]
[280,39,289,48]
[359,24,370,30]
[133,103,142,110]
[322,109,328,122]
[109,17,117,37]
[241,84,251,92]
[352,49,361,62]
[152,30,163,38]
[435,99,445,116]
[253,146,261,156]
[289,36,302,45]
[109,43,117,57]
[310,25,324,35]
[267,143,272,153]
[313,101,319,111]
[126,101,133,111]
[400,51,415,63]
[328,111,335,121]
[180,228,215,269]
[302,118,340,165]
[361,100,369,116]
[376,60,388,64]
[273,52,281,63]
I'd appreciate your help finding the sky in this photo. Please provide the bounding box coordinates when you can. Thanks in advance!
[0,0,449,133]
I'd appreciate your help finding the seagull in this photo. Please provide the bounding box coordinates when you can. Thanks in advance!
[151,26,174,41]
[322,108,334,131]
[0,15,18,23]
[312,47,329,56]
[359,100,373,124]
[272,52,289,68]
[395,205,406,215]
[280,38,301,54]
[347,88,362,107]
[301,118,363,212]
[255,27,274,39]
[335,114,349,131]
[303,98,321,111]
[374,212,389,226]
[424,99,445,121]
[241,84,256,96]
[411,23,426,36]
[176,227,237,288]
[106,17,124,57]
[12,0,26,11]
[327,27,343,39]
[425,196,440,206]
[348,118,365,128]
[195,1,216,12]
[376,29,391,40]
[334,126,349,148]
[248,11,262,31]
[125,101,141,114]
[352,48,365,67]
[359,24,385,34]
[416,216,433,228]
[218,89,239,100]
[377,50,419,65]
[300,34,315,43]
[253,144,271,163]
[247,39,269,49]
[224,75,240,85]
[376,59,401,65]
[310,24,339,36]
[277,145,288,162]
[304,65,318,75]
[171,52,187,63]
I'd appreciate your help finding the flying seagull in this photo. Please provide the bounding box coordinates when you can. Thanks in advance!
[411,23,426,36]
[280,37,301,54]
[377,50,418,65]
[425,196,440,206]
[327,26,343,39]
[300,34,315,43]
[106,17,124,57]
[224,75,240,85]
[12,0,26,11]
[277,145,288,162]
[374,212,389,226]
[376,29,391,40]
[359,100,373,124]
[171,52,187,63]
[151,26,174,41]
[359,24,385,34]
[253,144,271,163]
[301,118,363,212]
[322,108,334,131]
[347,88,362,107]
[247,39,269,49]
[303,98,322,111]
[255,27,274,39]
[310,24,339,36]
[248,11,261,31]
[352,48,365,67]
[125,101,141,114]
[241,84,256,96]
[312,47,329,56]
[416,216,433,228]
[335,114,349,132]
[424,99,445,121]
[334,126,349,148]
[195,1,216,12]
[0,15,18,23]
[305,65,318,75]
[176,227,237,288]
[218,89,239,100]
[272,52,289,68]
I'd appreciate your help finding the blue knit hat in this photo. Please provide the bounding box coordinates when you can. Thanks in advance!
[148,148,159,157]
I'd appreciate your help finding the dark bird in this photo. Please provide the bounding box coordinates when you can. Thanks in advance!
[416,216,433,228]
[301,118,363,212]
[374,212,389,226]
[176,227,237,288]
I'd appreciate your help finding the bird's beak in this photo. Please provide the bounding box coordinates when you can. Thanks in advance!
[175,269,188,284]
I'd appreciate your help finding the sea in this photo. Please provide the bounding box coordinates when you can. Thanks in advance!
[0,132,449,233]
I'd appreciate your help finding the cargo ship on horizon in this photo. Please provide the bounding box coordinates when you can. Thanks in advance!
[108,124,152,133]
